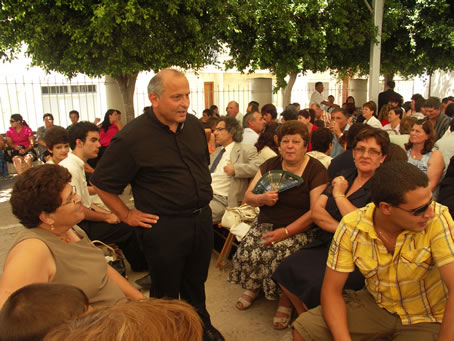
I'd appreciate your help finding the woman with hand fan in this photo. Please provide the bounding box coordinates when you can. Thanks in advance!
[228,121,329,328]
[272,126,390,328]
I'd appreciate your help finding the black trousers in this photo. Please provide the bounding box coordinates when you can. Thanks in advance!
[78,219,148,272]
[136,206,214,326]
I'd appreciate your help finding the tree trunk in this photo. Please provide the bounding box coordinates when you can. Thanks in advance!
[113,72,139,123]
[383,73,394,85]
[281,72,298,107]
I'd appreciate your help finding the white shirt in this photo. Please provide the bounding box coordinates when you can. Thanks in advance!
[307,151,332,169]
[365,116,383,129]
[59,153,92,208]
[310,90,329,111]
[389,134,410,149]
[211,142,235,197]
[436,131,454,176]
[242,128,259,146]
[383,123,400,135]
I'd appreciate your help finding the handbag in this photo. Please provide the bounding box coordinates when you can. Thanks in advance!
[221,204,259,229]
[92,240,127,277]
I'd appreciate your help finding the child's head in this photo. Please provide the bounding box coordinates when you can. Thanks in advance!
[44,299,203,341]
[0,283,89,341]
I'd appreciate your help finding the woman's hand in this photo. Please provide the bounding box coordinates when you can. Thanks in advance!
[261,190,279,206]
[262,227,288,246]
[331,176,348,197]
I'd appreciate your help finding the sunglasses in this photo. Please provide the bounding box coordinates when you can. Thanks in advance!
[10,120,17,123]
[395,198,433,216]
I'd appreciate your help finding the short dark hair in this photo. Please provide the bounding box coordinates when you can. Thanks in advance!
[219,116,243,142]
[281,109,298,122]
[0,283,88,341]
[44,126,69,151]
[384,143,408,163]
[331,108,348,118]
[386,80,395,89]
[415,98,425,112]
[10,164,72,228]
[345,123,366,149]
[442,97,450,104]
[315,81,323,88]
[362,101,377,114]
[352,126,390,156]
[67,121,99,150]
[388,94,402,106]
[298,109,315,123]
[202,108,212,117]
[389,107,403,119]
[404,119,435,154]
[69,110,79,118]
[277,121,309,147]
[310,127,332,153]
[423,97,441,109]
[43,113,54,121]
[261,103,277,119]
[371,161,428,207]
[411,94,424,102]
[248,100,259,107]
[446,103,454,119]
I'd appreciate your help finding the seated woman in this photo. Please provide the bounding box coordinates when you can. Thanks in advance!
[405,119,444,193]
[5,114,36,175]
[362,101,382,129]
[89,109,123,168]
[255,121,279,164]
[0,164,144,309]
[228,121,329,327]
[272,127,389,325]
[44,126,70,165]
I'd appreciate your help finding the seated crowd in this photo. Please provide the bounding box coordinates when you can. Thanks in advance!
[0,88,454,341]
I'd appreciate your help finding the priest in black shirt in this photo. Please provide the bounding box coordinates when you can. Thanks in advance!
[91,69,224,341]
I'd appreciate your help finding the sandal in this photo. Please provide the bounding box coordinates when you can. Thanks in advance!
[273,305,293,329]
[236,289,259,310]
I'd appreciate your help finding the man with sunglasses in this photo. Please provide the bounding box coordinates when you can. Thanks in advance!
[292,161,454,341]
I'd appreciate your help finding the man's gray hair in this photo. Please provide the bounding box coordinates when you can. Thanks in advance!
[221,116,243,142]
[242,111,258,128]
[147,69,185,96]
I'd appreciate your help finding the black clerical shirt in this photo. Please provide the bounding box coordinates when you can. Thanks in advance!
[91,108,213,216]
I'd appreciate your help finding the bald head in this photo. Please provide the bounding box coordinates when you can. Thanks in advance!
[147,69,186,97]
[226,101,239,117]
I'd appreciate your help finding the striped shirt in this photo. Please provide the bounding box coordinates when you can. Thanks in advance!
[327,202,454,325]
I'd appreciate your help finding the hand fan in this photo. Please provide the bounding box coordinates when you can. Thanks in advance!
[252,170,304,194]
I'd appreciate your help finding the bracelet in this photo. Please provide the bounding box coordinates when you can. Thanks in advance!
[333,194,346,199]
[284,227,289,237]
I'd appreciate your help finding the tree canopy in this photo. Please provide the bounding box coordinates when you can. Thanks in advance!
[0,0,225,120]
[222,0,454,103]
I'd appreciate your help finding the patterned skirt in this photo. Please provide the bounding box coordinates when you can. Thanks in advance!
[228,218,318,300]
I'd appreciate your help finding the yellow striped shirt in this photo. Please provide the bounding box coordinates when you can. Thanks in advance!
[327,202,454,325]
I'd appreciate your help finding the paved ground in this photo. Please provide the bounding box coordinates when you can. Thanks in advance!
[0,175,289,341]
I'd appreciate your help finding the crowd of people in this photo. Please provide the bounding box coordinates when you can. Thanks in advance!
[0,70,453,341]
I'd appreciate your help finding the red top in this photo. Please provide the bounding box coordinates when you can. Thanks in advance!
[99,123,119,147]
[307,124,318,152]
[6,126,33,148]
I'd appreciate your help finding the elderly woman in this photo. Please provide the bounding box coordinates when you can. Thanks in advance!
[0,164,144,309]
[228,121,329,324]
[362,101,382,129]
[405,119,444,193]
[5,114,36,175]
[272,127,389,328]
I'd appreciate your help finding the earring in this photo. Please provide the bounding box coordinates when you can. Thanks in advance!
[50,225,55,231]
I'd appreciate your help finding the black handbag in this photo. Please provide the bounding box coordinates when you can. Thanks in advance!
[92,240,127,277]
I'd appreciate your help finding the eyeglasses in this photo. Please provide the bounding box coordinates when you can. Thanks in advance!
[62,185,78,206]
[353,146,382,157]
[10,120,17,123]
[215,127,226,132]
[395,198,433,216]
